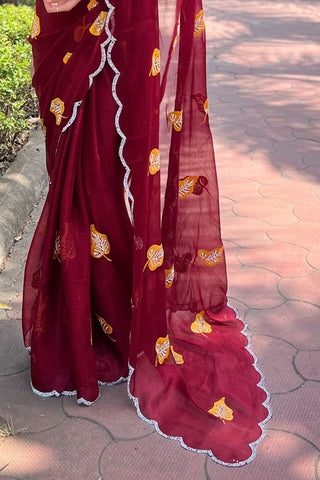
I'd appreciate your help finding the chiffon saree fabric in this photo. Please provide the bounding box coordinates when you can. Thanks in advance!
[23,0,271,466]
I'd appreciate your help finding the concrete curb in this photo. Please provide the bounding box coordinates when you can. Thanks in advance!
[0,129,47,266]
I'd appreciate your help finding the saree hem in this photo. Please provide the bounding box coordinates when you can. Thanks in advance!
[30,376,128,406]
[127,305,272,467]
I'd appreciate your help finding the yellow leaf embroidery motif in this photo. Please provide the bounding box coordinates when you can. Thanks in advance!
[50,98,67,125]
[63,52,73,64]
[96,314,116,342]
[89,11,107,36]
[191,311,212,335]
[208,397,234,423]
[87,0,98,10]
[30,12,40,39]
[149,48,160,76]
[165,265,174,288]
[194,10,205,37]
[149,148,160,175]
[90,224,112,261]
[171,346,184,365]
[155,335,170,365]
[178,176,199,199]
[143,244,164,272]
[168,111,183,132]
[198,247,224,267]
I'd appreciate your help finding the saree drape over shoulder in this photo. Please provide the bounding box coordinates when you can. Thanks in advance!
[23,0,271,466]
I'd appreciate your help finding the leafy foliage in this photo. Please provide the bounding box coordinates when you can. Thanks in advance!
[0,3,38,163]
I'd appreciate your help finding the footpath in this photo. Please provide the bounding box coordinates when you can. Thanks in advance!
[0,1,319,479]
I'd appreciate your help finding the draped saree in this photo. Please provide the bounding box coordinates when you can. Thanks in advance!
[23,0,271,466]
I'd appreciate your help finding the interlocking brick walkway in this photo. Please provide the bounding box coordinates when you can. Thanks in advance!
[0,1,319,478]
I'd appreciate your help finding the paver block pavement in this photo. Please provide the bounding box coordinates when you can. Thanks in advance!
[0,418,110,480]
[250,335,302,394]
[270,382,320,449]
[238,243,314,278]
[246,302,320,351]
[295,350,320,382]
[206,430,319,480]
[63,382,154,440]
[100,433,207,480]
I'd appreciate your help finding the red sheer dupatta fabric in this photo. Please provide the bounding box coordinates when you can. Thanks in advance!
[23,0,271,466]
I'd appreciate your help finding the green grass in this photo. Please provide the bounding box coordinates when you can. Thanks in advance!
[0,3,38,163]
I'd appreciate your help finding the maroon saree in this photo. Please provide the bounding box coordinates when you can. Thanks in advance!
[23,0,271,466]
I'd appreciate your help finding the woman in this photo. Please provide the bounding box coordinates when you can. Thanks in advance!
[23,0,271,466]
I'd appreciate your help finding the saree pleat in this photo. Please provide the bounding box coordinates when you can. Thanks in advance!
[23,0,271,465]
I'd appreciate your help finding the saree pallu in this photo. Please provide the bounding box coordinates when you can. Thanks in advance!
[23,0,271,466]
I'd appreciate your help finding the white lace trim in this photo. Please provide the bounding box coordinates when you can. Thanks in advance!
[98,376,127,386]
[104,0,134,224]
[30,376,127,405]
[61,101,82,133]
[127,305,272,467]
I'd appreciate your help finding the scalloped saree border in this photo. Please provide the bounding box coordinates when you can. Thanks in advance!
[127,304,272,467]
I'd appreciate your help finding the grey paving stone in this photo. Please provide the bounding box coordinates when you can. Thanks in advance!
[0,319,29,376]
[0,417,111,480]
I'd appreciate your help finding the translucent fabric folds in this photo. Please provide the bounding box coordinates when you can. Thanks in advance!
[23,0,271,466]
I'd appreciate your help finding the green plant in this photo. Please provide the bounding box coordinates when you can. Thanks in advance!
[0,3,38,162]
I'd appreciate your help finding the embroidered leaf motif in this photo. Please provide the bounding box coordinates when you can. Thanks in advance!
[171,346,184,365]
[193,176,209,196]
[31,268,41,289]
[191,311,212,336]
[208,397,234,423]
[52,231,61,262]
[50,98,67,125]
[60,223,76,263]
[149,48,160,76]
[89,11,107,36]
[74,21,91,42]
[30,12,40,39]
[178,176,199,199]
[194,10,205,37]
[155,335,170,365]
[168,111,183,132]
[165,265,174,288]
[134,236,144,250]
[198,247,224,267]
[63,52,73,64]
[143,244,164,272]
[149,148,160,175]
[90,224,112,261]
[87,0,98,10]
[191,94,209,123]
[191,93,206,112]
[174,253,193,273]
[96,314,116,342]
[33,294,49,337]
